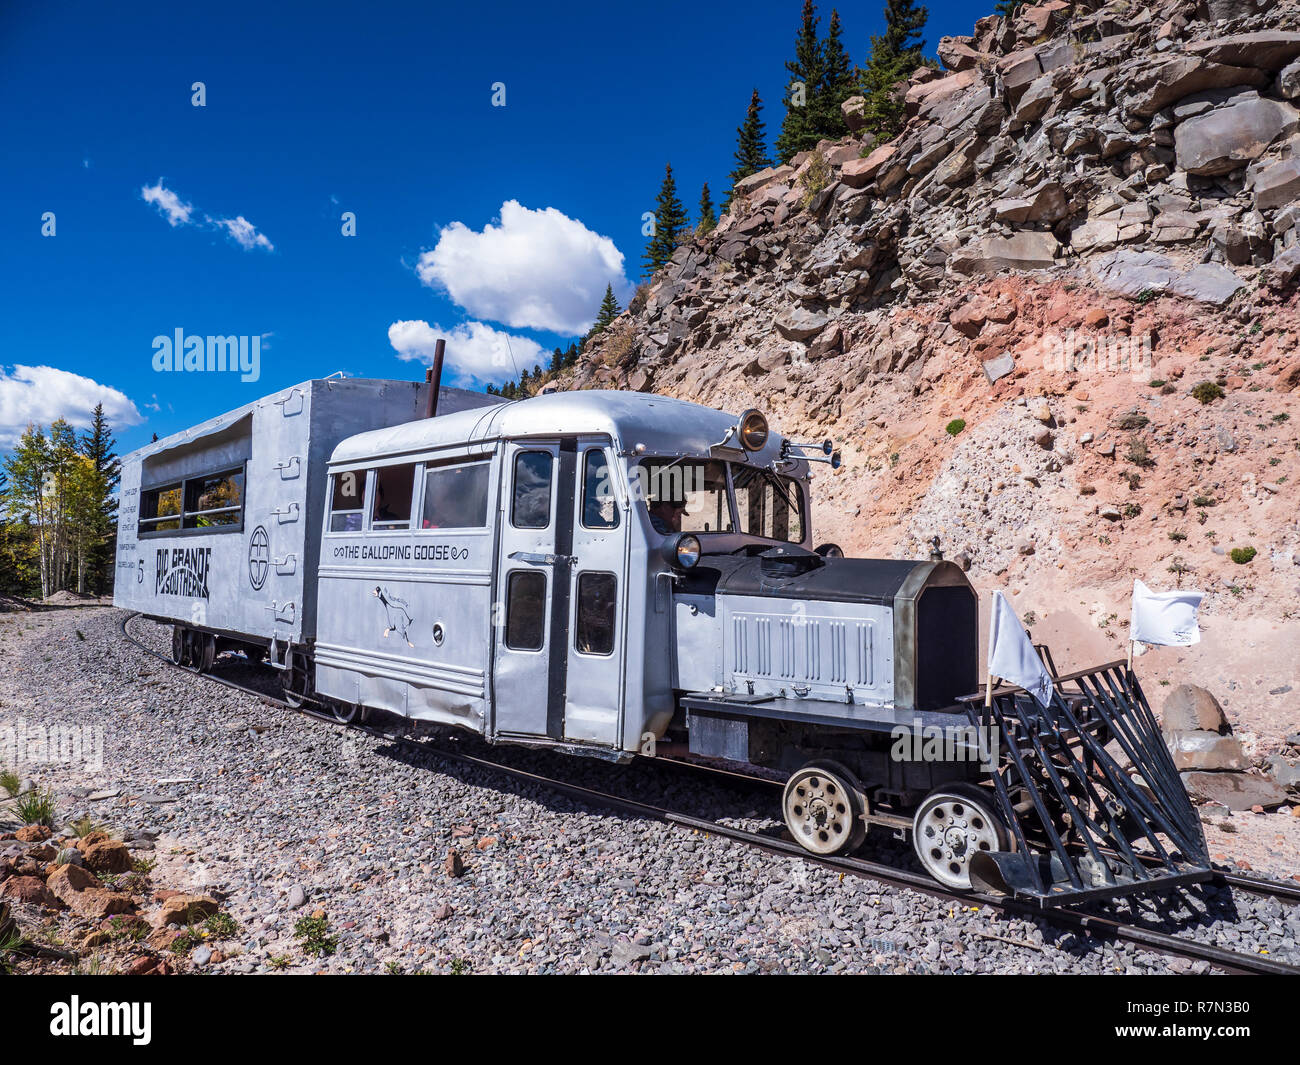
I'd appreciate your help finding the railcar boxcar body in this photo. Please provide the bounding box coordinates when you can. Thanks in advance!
[117,379,1211,903]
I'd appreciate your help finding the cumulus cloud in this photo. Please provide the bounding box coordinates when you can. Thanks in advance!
[209,214,274,252]
[415,201,629,336]
[0,365,143,448]
[141,181,193,226]
[388,320,546,387]
[140,179,273,252]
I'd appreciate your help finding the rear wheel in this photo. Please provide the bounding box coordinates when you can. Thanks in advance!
[912,783,1010,890]
[782,761,868,856]
[281,651,313,709]
[171,626,186,666]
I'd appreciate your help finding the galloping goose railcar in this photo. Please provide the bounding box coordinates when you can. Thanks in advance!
[118,381,1211,903]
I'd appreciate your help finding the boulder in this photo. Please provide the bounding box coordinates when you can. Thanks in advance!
[1174,97,1300,176]
[982,353,1016,384]
[1252,158,1300,212]
[0,875,64,910]
[841,145,897,188]
[46,864,134,918]
[1091,251,1243,306]
[1162,684,1231,734]
[840,96,867,132]
[1181,771,1290,811]
[775,307,829,342]
[14,825,51,843]
[1166,730,1249,772]
[1265,247,1300,291]
[1186,33,1300,73]
[153,893,220,927]
[1279,57,1300,100]
[950,232,1059,275]
[937,35,987,72]
[732,165,795,197]
[82,838,134,875]
[1127,57,1270,117]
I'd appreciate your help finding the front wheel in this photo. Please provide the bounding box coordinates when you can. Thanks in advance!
[782,761,868,856]
[912,783,1010,890]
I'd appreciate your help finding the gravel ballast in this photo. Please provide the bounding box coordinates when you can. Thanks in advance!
[1,606,1297,975]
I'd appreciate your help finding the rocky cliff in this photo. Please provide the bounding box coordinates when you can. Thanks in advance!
[566,0,1300,751]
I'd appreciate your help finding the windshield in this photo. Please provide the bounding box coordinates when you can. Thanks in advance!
[637,458,804,543]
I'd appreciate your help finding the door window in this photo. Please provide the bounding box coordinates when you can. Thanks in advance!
[581,449,619,530]
[575,572,617,656]
[511,451,553,529]
[505,570,547,650]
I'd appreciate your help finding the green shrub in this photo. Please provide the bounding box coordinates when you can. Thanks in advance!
[0,769,20,797]
[1229,546,1256,565]
[945,418,966,437]
[14,788,55,827]
[294,915,338,958]
[1191,381,1225,404]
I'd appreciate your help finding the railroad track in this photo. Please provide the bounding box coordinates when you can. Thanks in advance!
[119,613,1300,976]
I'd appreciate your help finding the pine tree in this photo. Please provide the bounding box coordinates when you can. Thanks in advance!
[726,89,772,209]
[642,163,689,276]
[79,403,119,594]
[550,346,565,374]
[882,0,928,65]
[563,342,578,368]
[995,0,1022,19]
[815,9,856,141]
[697,183,717,234]
[592,284,621,333]
[775,0,824,164]
[857,0,930,142]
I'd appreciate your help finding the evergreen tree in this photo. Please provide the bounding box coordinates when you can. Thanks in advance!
[550,346,565,374]
[726,89,772,209]
[775,0,824,164]
[882,0,928,65]
[995,1,1022,19]
[642,163,689,276]
[814,9,856,141]
[697,183,717,234]
[856,0,930,142]
[563,342,579,368]
[592,284,622,333]
[79,403,119,594]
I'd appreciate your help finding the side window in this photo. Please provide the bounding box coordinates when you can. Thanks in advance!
[581,449,619,530]
[575,572,617,656]
[139,483,182,534]
[183,469,243,529]
[422,459,490,529]
[329,470,364,532]
[372,464,416,530]
[511,451,553,529]
[505,570,547,650]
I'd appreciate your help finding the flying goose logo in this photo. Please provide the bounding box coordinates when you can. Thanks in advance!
[373,586,414,647]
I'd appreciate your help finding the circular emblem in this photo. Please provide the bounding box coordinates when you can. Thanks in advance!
[248,525,270,590]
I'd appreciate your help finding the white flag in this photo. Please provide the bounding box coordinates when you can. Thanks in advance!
[1130,579,1203,647]
[988,591,1054,708]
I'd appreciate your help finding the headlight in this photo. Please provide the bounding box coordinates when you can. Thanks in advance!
[663,532,701,570]
[738,408,768,452]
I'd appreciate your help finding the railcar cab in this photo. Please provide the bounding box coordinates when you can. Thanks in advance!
[313,391,818,758]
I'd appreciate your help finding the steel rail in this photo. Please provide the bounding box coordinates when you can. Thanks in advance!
[117,613,1300,975]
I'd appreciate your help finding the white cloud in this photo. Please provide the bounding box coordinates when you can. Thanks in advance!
[0,365,143,448]
[209,214,274,252]
[141,181,193,227]
[415,200,629,335]
[140,180,273,252]
[388,320,546,386]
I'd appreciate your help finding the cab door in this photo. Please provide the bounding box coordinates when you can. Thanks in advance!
[492,439,572,739]
[563,442,628,746]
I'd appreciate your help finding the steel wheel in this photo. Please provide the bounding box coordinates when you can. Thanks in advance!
[171,626,186,666]
[281,652,312,709]
[782,761,867,856]
[331,701,359,724]
[913,784,1010,890]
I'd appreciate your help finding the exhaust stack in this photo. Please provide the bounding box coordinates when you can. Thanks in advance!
[423,337,446,418]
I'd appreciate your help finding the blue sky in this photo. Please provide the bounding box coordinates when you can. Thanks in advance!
[0,0,980,455]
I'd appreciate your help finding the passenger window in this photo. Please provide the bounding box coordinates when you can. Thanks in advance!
[575,572,617,656]
[505,570,547,650]
[139,483,183,534]
[183,469,243,529]
[422,459,490,529]
[329,471,364,532]
[372,464,415,529]
[511,452,553,529]
[581,449,619,530]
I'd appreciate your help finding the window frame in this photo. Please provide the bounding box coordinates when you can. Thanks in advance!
[510,450,555,531]
[580,447,621,531]
[504,569,548,652]
[417,455,494,533]
[326,469,368,535]
[574,570,618,658]
[369,462,418,532]
[137,464,246,539]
